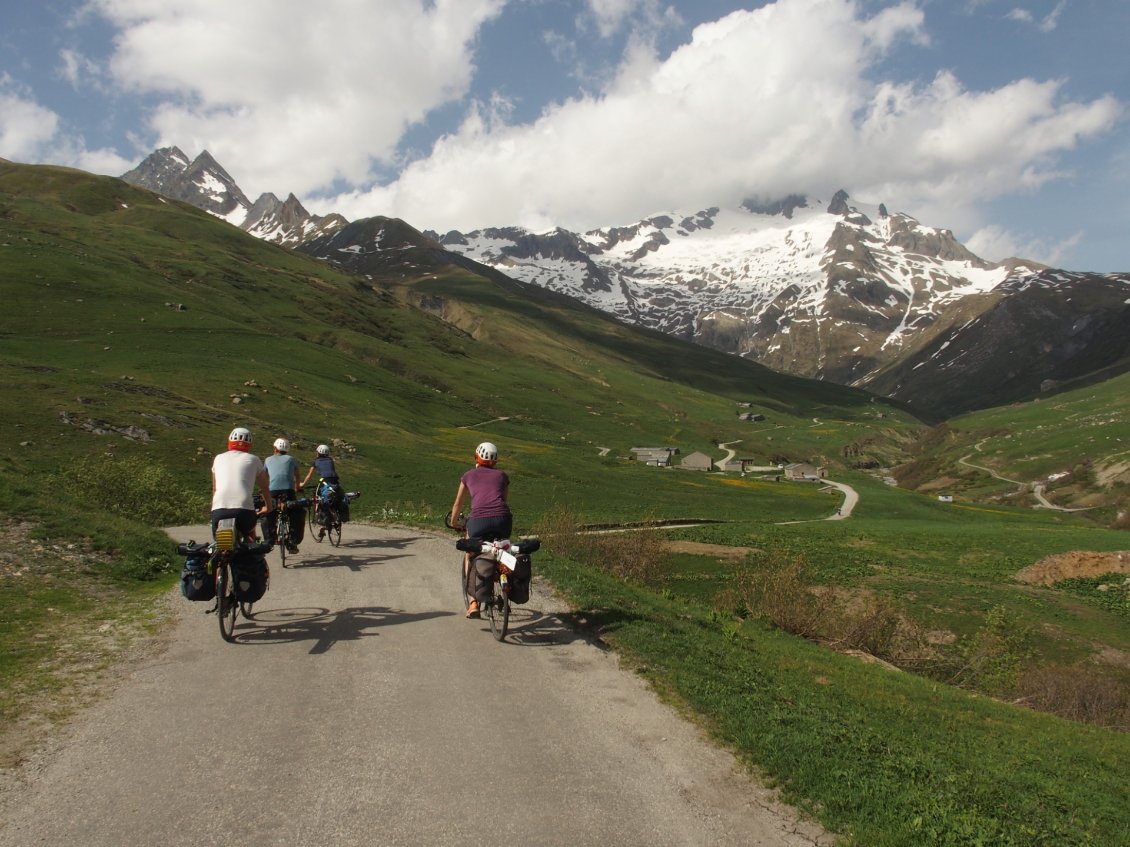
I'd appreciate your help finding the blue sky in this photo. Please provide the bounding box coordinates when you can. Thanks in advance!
[1,0,1126,270]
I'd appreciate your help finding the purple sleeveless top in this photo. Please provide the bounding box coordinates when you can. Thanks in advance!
[461,466,510,518]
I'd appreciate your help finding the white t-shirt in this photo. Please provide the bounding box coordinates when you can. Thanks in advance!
[211,451,264,510]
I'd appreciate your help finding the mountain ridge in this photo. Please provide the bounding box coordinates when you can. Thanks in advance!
[119,147,1130,420]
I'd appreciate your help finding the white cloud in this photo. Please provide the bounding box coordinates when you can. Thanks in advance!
[1040,0,1069,32]
[88,0,507,199]
[1007,1,1068,32]
[0,81,60,159]
[334,0,1120,234]
[0,76,133,174]
[966,224,1081,266]
[582,0,682,39]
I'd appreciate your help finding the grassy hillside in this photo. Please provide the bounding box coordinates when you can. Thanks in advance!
[4,160,1130,844]
[0,161,918,532]
[894,371,1130,519]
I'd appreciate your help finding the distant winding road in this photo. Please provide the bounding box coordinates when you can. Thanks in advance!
[959,442,1091,512]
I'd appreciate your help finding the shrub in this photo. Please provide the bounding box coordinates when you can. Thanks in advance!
[533,503,667,586]
[1014,664,1130,730]
[60,455,209,527]
[716,551,924,663]
[825,592,904,658]
[946,605,1033,695]
[719,550,835,638]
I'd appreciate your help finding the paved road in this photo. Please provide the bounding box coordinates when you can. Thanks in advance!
[822,480,859,520]
[0,524,827,847]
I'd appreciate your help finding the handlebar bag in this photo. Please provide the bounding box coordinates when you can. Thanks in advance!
[180,550,216,602]
[455,537,484,553]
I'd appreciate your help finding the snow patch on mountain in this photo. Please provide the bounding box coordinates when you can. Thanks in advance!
[430,193,1029,382]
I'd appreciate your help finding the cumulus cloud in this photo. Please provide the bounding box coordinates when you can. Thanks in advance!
[87,0,506,199]
[0,76,133,174]
[582,0,682,40]
[966,224,1081,266]
[334,0,1119,233]
[0,80,60,159]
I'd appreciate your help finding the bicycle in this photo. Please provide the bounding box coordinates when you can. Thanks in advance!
[209,517,271,642]
[270,494,309,568]
[447,513,539,641]
[308,479,360,548]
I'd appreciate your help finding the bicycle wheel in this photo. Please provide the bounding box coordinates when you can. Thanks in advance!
[460,558,471,610]
[488,579,510,641]
[277,512,289,567]
[328,514,342,547]
[309,502,324,543]
[216,558,238,642]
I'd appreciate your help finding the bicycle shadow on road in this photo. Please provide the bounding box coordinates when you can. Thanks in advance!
[475,606,592,648]
[284,550,411,571]
[229,605,454,653]
[332,535,425,551]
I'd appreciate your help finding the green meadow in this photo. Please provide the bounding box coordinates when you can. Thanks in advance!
[3,160,1129,844]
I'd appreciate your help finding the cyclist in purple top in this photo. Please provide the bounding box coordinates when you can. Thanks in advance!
[449,441,511,618]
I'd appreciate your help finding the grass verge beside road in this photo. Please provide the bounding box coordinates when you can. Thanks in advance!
[539,550,1130,846]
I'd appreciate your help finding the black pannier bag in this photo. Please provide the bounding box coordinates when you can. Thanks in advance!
[177,541,215,602]
[508,553,532,604]
[232,551,269,603]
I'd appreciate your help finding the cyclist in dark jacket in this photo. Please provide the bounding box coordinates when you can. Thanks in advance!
[300,444,344,539]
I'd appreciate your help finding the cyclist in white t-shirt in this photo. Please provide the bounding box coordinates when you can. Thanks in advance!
[211,427,272,542]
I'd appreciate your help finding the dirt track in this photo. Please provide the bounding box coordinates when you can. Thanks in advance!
[0,523,830,847]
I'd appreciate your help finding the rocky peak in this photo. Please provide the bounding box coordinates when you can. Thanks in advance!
[122,147,248,220]
[120,146,191,192]
[827,189,851,216]
[742,194,808,219]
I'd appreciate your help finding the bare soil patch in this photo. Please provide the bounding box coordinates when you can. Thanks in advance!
[1015,550,1130,586]
[664,540,760,561]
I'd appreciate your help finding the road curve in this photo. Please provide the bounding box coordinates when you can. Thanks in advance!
[0,524,828,847]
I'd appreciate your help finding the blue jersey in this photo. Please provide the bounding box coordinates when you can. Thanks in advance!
[264,453,300,491]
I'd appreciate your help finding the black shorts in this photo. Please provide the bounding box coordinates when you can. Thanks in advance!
[466,514,512,542]
[210,508,257,536]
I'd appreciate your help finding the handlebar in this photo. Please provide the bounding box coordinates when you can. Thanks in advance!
[444,512,466,532]
[455,536,540,555]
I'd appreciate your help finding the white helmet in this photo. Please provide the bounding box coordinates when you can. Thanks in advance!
[228,427,252,451]
[316,444,330,456]
[475,441,498,465]
[273,438,289,452]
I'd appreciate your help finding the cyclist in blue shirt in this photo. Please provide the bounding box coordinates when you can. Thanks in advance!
[264,437,305,553]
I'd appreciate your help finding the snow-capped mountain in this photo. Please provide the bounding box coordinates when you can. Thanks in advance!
[121,147,346,245]
[121,147,250,224]
[428,191,1049,386]
[863,269,1130,418]
[121,148,1130,418]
